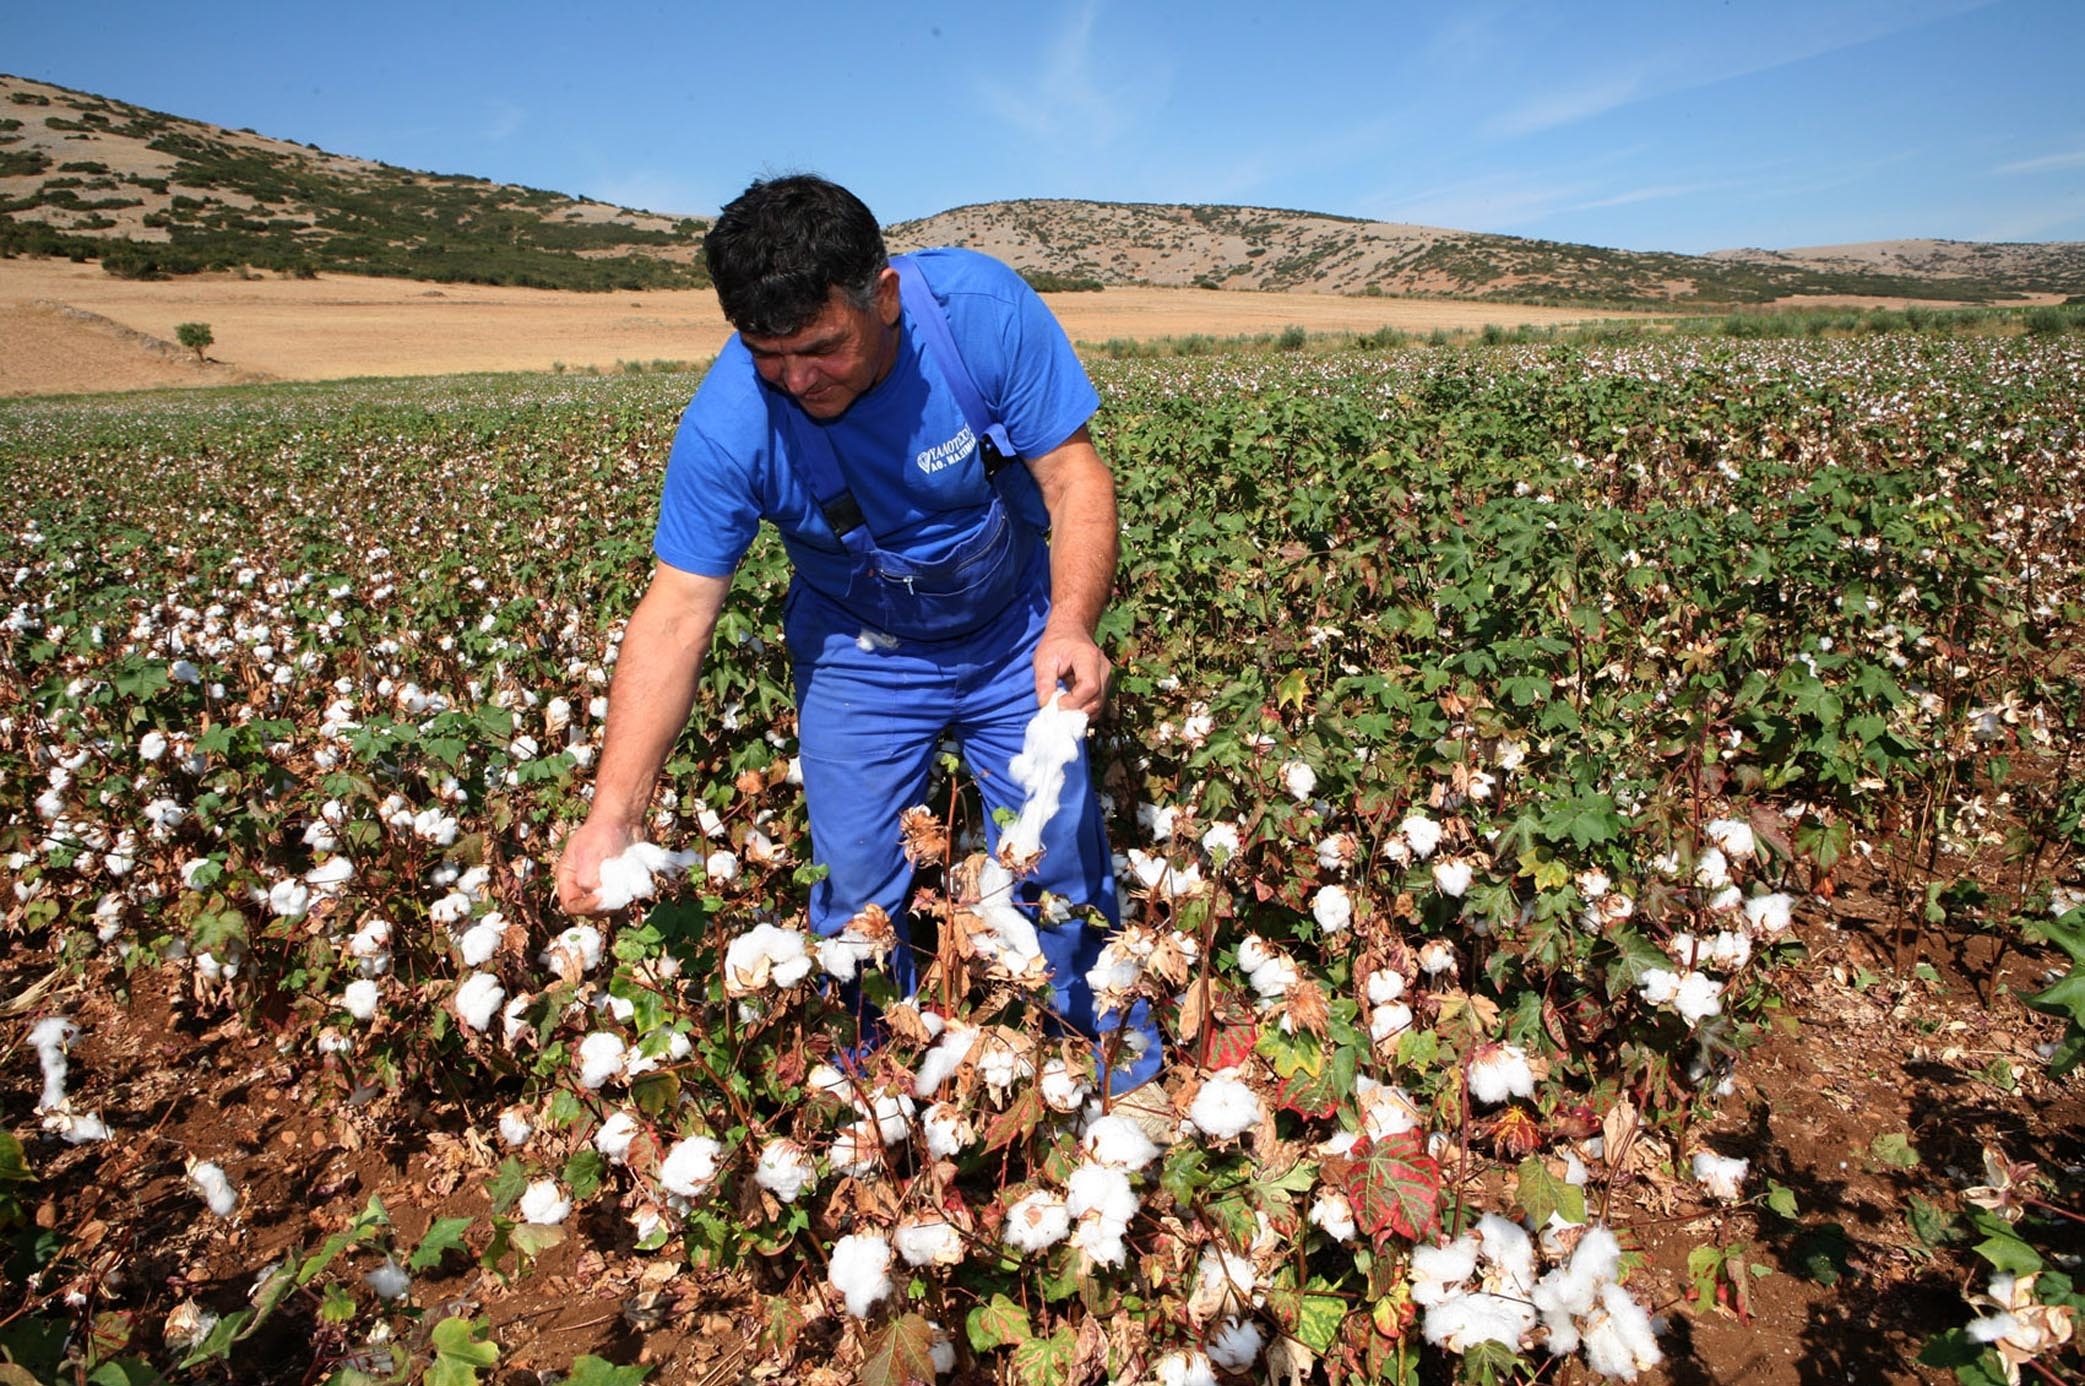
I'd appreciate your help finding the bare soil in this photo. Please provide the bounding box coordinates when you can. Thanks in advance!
[6,866,2079,1386]
[0,259,1658,398]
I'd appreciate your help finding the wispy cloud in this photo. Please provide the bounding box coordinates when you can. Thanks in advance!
[1995,148,2085,176]
[974,0,1168,149]
[483,99,524,143]
[1484,0,1999,141]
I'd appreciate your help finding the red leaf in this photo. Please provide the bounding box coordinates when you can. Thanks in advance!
[982,1084,1046,1155]
[1325,1133,1442,1243]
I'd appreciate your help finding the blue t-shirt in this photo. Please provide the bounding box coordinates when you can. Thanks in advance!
[654,248,1100,597]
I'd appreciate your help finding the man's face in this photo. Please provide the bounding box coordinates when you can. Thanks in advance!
[741,269,902,420]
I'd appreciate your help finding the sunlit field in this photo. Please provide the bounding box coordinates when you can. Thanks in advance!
[4,336,2082,1386]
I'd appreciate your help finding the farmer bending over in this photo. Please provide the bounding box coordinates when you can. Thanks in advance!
[554,174,1159,1093]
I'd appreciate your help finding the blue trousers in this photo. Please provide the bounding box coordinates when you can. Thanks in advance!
[784,559,1161,1092]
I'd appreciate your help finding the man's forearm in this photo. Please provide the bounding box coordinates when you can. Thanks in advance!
[1033,437,1119,636]
[587,568,730,828]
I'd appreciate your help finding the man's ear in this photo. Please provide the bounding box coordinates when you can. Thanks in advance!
[874,266,902,325]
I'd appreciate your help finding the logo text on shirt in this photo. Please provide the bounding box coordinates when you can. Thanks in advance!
[915,426,977,475]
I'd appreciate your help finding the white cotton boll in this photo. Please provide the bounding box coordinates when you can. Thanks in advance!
[576,1031,627,1089]
[453,972,505,1032]
[305,856,354,896]
[1200,821,1242,860]
[518,1179,570,1225]
[1692,1152,1749,1202]
[188,1161,239,1218]
[1309,1190,1357,1242]
[1410,1236,1480,1306]
[930,1328,956,1376]
[922,1103,974,1159]
[829,1232,894,1319]
[1582,1283,1663,1379]
[1423,1290,1538,1353]
[1968,1313,2021,1344]
[862,1090,917,1146]
[829,1123,883,1178]
[1367,996,1417,1037]
[498,1106,534,1148]
[1316,833,1354,871]
[1067,1163,1139,1226]
[1188,1075,1262,1140]
[915,1021,981,1098]
[30,1016,77,1111]
[1705,818,1756,860]
[459,916,505,967]
[1674,971,1723,1027]
[1702,930,1752,971]
[1039,1058,1091,1113]
[428,891,473,926]
[501,993,534,1048]
[754,1138,815,1201]
[894,1215,965,1268]
[1418,939,1458,977]
[1693,846,1731,889]
[658,1135,721,1198]
[1003,1191,1071,1253]
[539,924,605,975]
[1467,1044,1535,1105]
[1189,1248,1259,1322]
[1207,1317,1265,1372]
[1153,1350,1218,1386]
[1744,892,1794,936]
[592,1110,639,1164]
[1003,695,1088,861]
[301,819,337,852]
[364,1258,411,1301]
[1432,857,1474,898]
[1138,802,1179,842]
[1707,884,1744,913]
[1401,814,1444,859]
[53,1112,111,1144]
[139,730,169,762]
[724,922,814,995]
[595,854,658,911]
[1355,1079,1422,1139]
[1083,1114,1162,1172]
[705,849,739,883]
[817,928,884,982]
[412,807,459,846]
[267,878,310,919]
[1478,1213,1538,1295]
[1312,883,1353,933]
[1280,759,1317,802]
[341,978,380,1021]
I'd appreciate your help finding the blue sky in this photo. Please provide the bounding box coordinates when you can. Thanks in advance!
[5,0,2080,253]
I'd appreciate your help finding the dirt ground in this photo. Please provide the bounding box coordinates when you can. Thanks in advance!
[0,258,1664,398]
[6,865,2079,1386]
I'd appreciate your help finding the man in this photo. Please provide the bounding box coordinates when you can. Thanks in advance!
[554,175,1158,1092]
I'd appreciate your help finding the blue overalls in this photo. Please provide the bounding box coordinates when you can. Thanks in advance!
[773,257,1161,1094]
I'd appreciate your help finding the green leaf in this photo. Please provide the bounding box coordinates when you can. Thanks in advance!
[428,1317,499,1386]
[1869,1133,1920,1170]
[1765,1181,1800,1220]
[1972,1230,2043,1276]
[861,1314,939,1386]
[965,1294,1033,1352]
[0,1131,31,1183]
[1513,1157,1586,1228]
[486,1157,528,1213]
[1010,1327,1076,1386]
[509,1223,567,1260]
[408,1217,475,1272]
[562,1357,651,1386]
[562,1148,607,1201]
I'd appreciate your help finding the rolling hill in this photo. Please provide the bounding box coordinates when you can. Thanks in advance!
[5,72,2082,305]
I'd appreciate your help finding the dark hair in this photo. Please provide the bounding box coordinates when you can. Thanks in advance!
[704,175,888,337]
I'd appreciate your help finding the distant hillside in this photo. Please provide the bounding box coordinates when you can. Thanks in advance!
[0,74,708,290]
[892,200,2085,305]
[6,74,2081,305]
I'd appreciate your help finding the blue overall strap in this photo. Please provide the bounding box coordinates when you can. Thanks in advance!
[770,393,877,553]
[891,254,1018,468]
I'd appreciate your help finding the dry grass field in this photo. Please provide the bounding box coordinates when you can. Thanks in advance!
[0,258,1665,397]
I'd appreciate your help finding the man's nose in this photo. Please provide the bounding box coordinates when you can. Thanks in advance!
[780,357,819,395]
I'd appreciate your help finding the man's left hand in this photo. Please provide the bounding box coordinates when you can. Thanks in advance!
[1035,621,1110,714]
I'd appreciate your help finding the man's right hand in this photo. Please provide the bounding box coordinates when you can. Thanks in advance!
[555,815,640,915]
